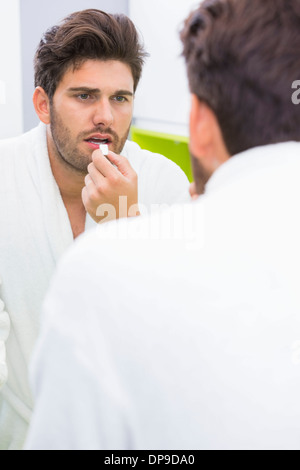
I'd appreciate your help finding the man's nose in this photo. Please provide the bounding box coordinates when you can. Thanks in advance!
[92,98,114,128]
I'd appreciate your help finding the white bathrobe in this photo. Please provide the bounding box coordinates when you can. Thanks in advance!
[0,123,189,450]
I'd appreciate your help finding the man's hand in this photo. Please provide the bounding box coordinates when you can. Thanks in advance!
[82,148,140,224]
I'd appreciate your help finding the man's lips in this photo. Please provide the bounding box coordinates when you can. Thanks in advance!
[84,134,112,150]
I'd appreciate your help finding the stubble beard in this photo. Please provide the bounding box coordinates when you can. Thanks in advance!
[49,104,131,174]
[190,152,212,196]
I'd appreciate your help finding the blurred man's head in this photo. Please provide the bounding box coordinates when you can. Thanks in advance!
[181,0,300,193]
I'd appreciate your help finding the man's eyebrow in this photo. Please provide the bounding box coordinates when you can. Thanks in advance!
[67,87,100,94]
[67,87,134,96]
[114,90,134,97]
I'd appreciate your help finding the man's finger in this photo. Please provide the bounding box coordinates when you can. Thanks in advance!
[85,174,93,186]
[104,151,134,178]
[91,149,120,178]
[88,162,107,187]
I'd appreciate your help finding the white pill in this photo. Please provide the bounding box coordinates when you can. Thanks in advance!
[100,144,109,156]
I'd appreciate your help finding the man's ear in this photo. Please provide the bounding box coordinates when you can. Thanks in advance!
[189,94,213,158]
[189,94,230,170]
[33,87,51,124]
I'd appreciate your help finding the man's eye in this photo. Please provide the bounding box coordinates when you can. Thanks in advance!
[78,94,90,100]
[114,96,127,103]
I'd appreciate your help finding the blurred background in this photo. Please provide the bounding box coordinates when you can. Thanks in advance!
[0,0,199,179]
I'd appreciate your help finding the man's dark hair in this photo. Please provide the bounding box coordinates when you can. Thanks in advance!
[34,9,148,102]
[181,0,300,156]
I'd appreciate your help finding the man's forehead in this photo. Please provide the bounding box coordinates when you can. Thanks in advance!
[59,59,134,92]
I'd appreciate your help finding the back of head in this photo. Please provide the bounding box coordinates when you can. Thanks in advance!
[181,0,300,155]
[34,9,148,102]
